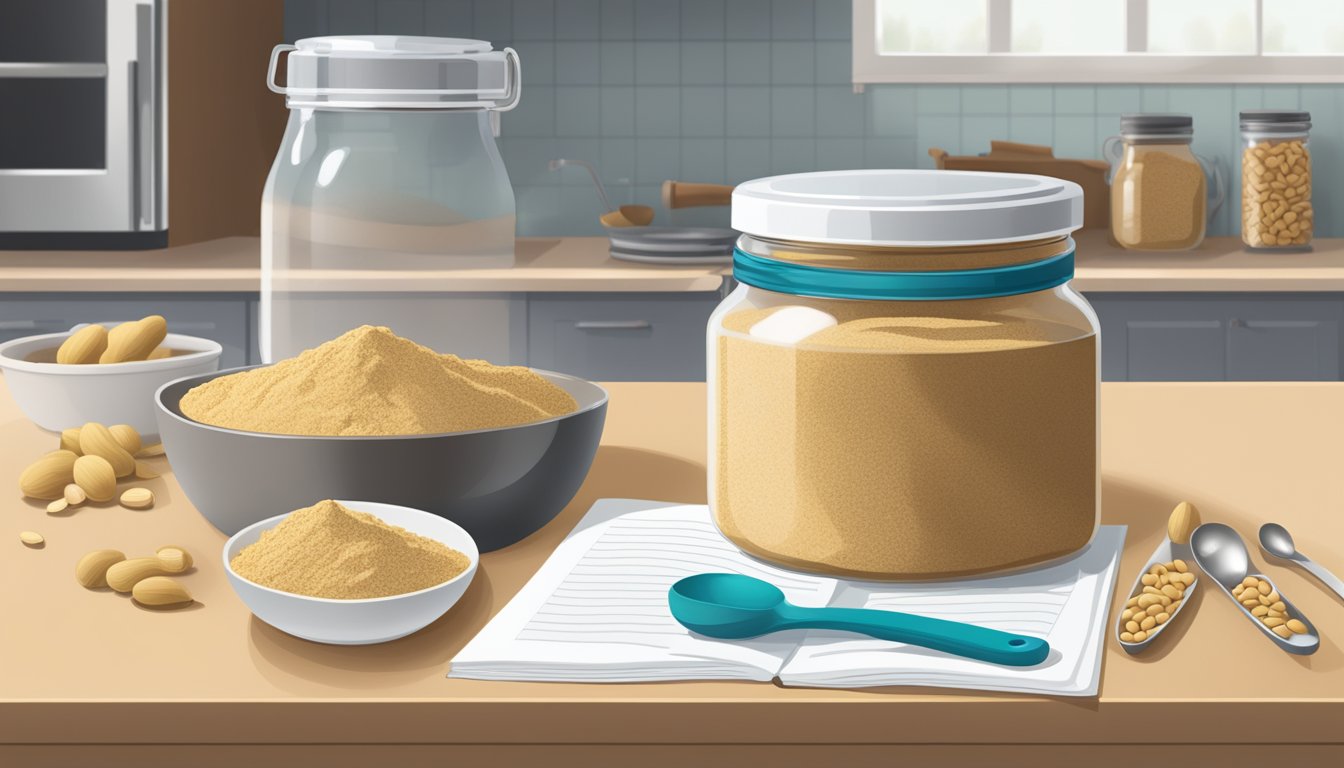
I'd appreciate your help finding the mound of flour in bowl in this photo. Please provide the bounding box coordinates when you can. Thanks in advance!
[230,499,470,598]
[179,325,578,436]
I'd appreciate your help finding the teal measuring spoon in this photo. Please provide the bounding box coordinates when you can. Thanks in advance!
[669,573,1050,667]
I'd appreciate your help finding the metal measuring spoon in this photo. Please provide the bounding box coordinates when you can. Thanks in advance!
[1191,523,1320,655]
[1117,502,1201,654]
[668,573,1050,667]
[1259,522,1344,603]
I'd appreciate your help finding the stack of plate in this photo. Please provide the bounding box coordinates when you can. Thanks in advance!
[606,226,736,265]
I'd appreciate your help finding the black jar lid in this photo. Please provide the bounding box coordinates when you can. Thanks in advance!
[1120,113,1193,135]
[1240,110,1312,132]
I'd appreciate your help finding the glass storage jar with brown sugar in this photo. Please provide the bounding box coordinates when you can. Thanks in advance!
[710,170,1099,580]
[1106,114,1221,251]
[1240,110,1313,250]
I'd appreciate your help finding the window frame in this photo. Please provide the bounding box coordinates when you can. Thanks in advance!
[852,0,1344,83]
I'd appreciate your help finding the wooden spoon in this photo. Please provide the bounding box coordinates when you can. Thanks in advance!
[662,180,734,210]
[600,205,655,228]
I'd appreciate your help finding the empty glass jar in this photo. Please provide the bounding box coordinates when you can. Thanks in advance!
[262,36,521,362]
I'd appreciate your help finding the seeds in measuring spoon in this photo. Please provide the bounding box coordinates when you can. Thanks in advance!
[1233,577,1309,638]
[1120,559,1192,643]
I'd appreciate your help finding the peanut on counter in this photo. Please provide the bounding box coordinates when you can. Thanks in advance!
[19,423,162,510]
[1120,559,1196,643]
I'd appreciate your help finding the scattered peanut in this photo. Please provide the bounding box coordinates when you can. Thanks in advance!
[1232,576,1310,639]
[105,547,193,592]
[155,545,193,571]
[75,549,127,588]
[131,576,193,608]
[119,487,155,510]
[76,547,194,614]
[108,424,142,456]
[1242,139,1312,248]
[19,531,44,546]
[72,454,117,502]
[79,422,135,478]
[18,449,78,500]
[23,423,158,508]
[59,427,84,455]
[136,442,165,458]
[1167,501,1200,545]
[63,483,86,506]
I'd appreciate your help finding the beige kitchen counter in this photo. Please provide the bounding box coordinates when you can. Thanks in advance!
[8,234,1344,295]
[1072,231,1344,292]
[2,376,1344,766]
[0,237,728,294]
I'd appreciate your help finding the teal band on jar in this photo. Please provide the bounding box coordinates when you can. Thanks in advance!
[731,247,1076,301]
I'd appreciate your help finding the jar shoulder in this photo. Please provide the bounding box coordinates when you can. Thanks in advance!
[712,284,1098,348]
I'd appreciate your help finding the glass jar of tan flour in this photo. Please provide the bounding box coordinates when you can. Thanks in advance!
[710,170,1098,580]
[1106,114,1222,251]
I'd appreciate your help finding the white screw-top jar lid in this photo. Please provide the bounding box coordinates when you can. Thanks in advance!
[267,35,520,111]
[731,169,1084,247]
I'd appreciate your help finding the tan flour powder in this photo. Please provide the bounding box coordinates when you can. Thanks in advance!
[1111,146,1207,249]
[230,500,470,598]
[715,305,1096,580]
[180,325,578,436]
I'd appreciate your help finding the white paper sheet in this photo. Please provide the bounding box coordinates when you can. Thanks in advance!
[449,499,1124,696]
[779,526,1125,695]
[450,499,839,682]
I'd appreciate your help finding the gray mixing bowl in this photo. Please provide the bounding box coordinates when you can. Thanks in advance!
[155,366,607,551]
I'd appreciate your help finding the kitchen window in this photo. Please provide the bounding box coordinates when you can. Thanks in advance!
[852,0,1344,83]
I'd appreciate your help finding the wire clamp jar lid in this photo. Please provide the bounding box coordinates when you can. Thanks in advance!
[267,35,520,111]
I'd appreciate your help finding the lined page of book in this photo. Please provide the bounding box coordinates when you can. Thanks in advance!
[450,499,840,682]
[778,526,1125,695]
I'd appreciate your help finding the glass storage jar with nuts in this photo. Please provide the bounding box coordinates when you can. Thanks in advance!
[1240,110,1312,250]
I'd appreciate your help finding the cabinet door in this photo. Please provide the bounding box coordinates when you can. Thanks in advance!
[527,293,719,381]
[1125,319,1227,381]
[1227,302,1342,381]
[0,294,251,369]
[1087,293,1344,382]
[1088,296,1227,381]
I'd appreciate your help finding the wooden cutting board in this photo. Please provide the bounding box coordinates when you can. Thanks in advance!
[930,141,1111,231]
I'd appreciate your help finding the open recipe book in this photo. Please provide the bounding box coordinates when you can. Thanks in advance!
[450,500,1126,696]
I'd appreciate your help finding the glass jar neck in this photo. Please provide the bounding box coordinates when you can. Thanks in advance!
[738,234,1073,273]
[732,235,1077,302]
[1243,130,1310,141]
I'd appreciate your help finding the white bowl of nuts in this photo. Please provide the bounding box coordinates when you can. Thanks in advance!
[0,318,221,436]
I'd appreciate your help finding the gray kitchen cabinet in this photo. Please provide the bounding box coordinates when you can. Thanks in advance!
[527,293,721,381]
[1087,293,1344,381]
[0,293,254,369]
